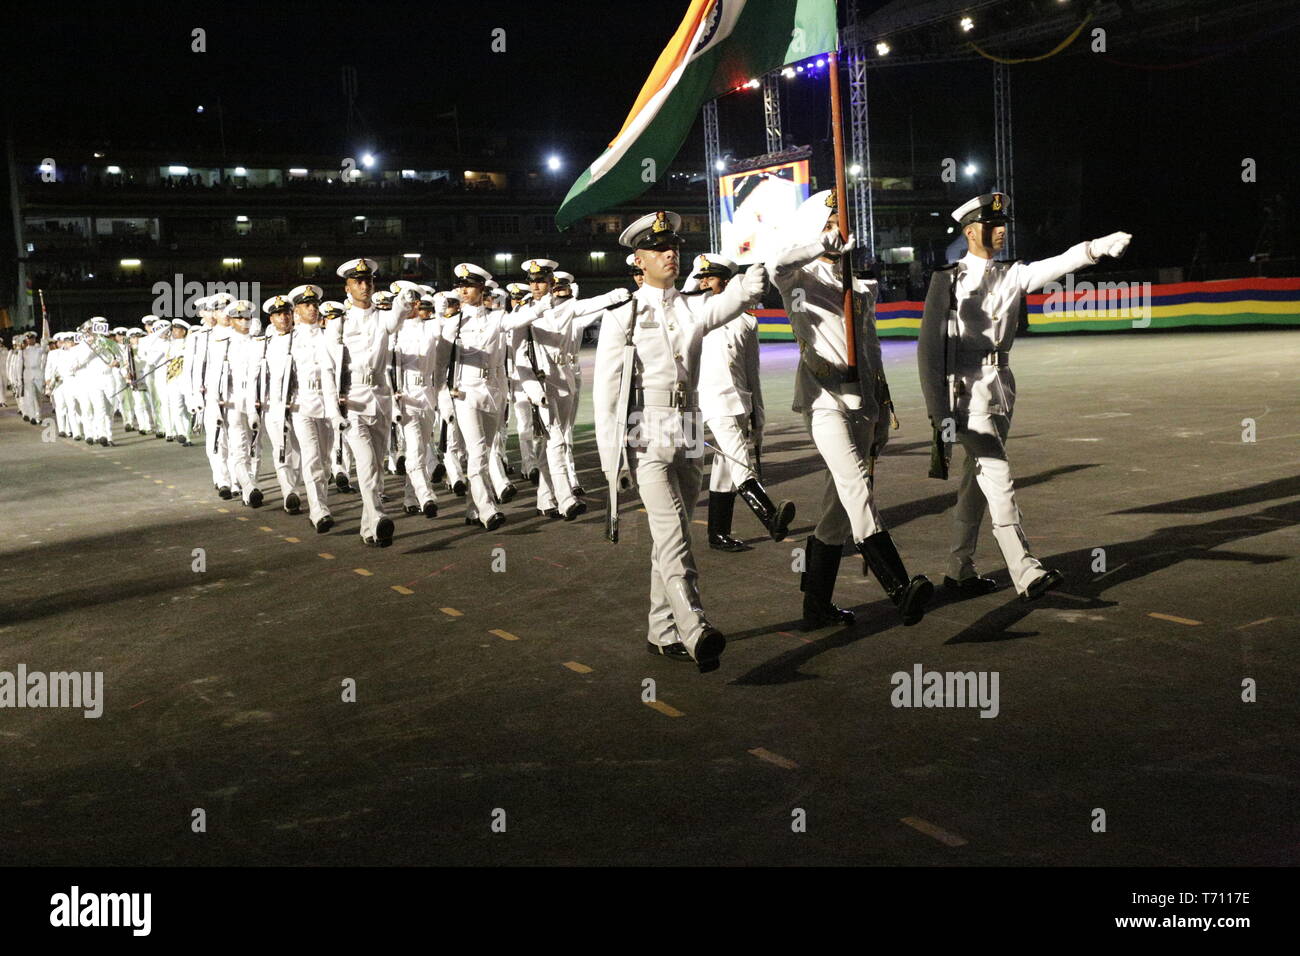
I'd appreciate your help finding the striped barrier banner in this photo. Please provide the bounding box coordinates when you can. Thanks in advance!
[754,277,1300,341]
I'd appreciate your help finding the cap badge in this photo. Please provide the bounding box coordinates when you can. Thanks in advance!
[652,211,669,233]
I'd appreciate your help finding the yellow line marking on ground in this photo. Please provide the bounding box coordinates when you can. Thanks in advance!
[645,700,684,718]
[153,479,163,484]
[391,585,414,595]
[563,661,593,674]
[489,628,519,641]
[142,474,150,478]
[217,508,229,513]
[353,568,373,577]
[440,607,463,617]
[259,525,274,532]
[167,485,175,489]
[748,748,798,770]
[318,553,335,560]
[284,536,300,543]
[1238,617,1274,629]
[1149,612,1202,626]
[901,816,968,847]
[692,519,707,525]
[237,516,250,522]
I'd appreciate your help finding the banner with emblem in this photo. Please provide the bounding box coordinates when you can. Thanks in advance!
[555,0,838,230]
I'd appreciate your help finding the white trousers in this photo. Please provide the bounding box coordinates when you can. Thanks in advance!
[449,401,501,525]
[264,408,302,504]
[804,407,884,546]
[291,413,334,523]
[204,402,230,487]
[950,410,1044,594]
[706,414,757,493]
[630,438,708,650]
[343,411,389,539]
[400,407,437,508]
[226,409,261,503]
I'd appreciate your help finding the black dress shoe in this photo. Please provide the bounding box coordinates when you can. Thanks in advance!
[165,436,175,442]
[218,486,232,500]
[155,431,165,438]
[485,512,506,532]
[528,467,540,486]
[572,484,585,497]
[709,533,751,552]
[285,493,301,515]
[247,489,264,509]
[335,473,351,493]
[395,455,406,476]
[422,500,438,518]
[431,462,446,482]
[465,516,478,526]
[104,440,116,447]
[452,479,467,497]
[362,536,377,547]
[497,483,517,504]
[177,438,192,447]
[97,437,109,446]
[375,517,394,547]
[646,641,693,662]
[138,428,148,435]
[1022,568,1065,602]
[85,437,95,444]
[315,516,334,534]
[562,500,588,521]
[404,504,421,516]
[943,575,1000,596]
[691,627,726,674]
[537,508,560,519]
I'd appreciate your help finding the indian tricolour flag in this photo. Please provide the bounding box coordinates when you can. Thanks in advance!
[555,0,839,230]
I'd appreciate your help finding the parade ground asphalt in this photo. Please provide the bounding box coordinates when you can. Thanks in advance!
[1,329,1297,867]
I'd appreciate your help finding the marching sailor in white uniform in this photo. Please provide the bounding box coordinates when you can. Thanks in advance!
[691,252,792,552]
[771,190,932,630]
[918,192,1132,600]
[334,257,416,547]
[594,211,765,673]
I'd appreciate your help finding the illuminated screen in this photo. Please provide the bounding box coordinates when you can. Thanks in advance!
[718,159,811,265]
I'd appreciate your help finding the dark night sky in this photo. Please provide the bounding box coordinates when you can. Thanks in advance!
[12,0,1300,266]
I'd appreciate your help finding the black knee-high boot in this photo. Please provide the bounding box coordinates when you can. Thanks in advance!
[857,531,934,626]
[801,535,856,630]
[736,477,795,542]
[708,491,749,552]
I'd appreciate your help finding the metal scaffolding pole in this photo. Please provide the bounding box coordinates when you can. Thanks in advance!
[762,73,783,153]
[845,7,874,265]
[703,98,721,251]
[993,61,1016,259]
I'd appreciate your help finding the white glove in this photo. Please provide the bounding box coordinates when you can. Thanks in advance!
[1089,232,1132,261]
[605,287,631,306]
[820,230,855,255]
[741,263,768,300]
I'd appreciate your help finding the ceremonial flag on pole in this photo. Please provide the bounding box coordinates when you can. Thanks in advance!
[555,0,838,230]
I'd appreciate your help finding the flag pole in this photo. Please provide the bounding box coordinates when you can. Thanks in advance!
[827,44,857,372]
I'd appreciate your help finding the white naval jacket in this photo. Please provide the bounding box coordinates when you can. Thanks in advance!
[699,306,763,426]
[593,279,756,481]
[770,240,884,418]
[284,325,341,421]
[393,315,444,415]
[509,291,622,401]
[186,325,211,407]
[950,243,1096,418]
[437,303,536,415]
[336,298,412,419]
